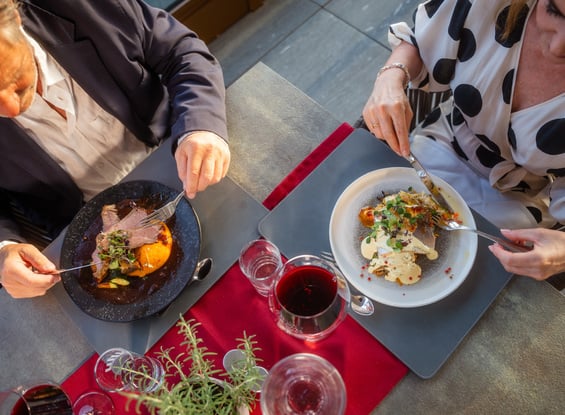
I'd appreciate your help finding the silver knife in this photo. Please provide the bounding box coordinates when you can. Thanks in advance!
[406,152,454,213]
[40,261,103,275]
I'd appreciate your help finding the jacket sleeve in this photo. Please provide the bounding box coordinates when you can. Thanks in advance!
[129,0,228,143]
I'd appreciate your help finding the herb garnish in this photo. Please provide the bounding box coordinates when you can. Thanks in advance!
[98,230,136,270]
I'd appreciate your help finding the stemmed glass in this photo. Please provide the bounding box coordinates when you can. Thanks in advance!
[72,390,115,415]
[260,353,347,415]
[0,381,73,415]
[94,348,164,393]
[268,255,350,342]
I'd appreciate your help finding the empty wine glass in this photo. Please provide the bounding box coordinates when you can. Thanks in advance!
[260,353,347,415]
[94,348,164,393]
[72,390,115,415]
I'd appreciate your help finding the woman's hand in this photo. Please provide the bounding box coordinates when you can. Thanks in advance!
[0,243,60,298]
[362,68,413,157]
[175,131,231,199]
[488,228,565,280]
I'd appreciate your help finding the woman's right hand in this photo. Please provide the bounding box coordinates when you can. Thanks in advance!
[0,243,60,298]
[362,67,413,157]
[362,41,423,157]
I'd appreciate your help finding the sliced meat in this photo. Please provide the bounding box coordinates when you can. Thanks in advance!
[100,204,120,231]
[91,206,161,283]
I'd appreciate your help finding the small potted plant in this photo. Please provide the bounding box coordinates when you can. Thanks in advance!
[123,315,263,415]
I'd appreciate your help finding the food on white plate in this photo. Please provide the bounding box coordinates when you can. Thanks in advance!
[91,204,173,288]
[359,189,457,285]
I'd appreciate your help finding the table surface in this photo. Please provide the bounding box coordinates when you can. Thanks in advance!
[258,128,515,379]
[0,63,563,414]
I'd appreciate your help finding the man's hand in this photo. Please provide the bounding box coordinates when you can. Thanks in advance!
[174,131,231,198]
[0,243,60,298]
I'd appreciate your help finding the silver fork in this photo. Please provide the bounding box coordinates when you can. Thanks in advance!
[435,218,532,253]
[319,250,375,316]
[138,191,185,228]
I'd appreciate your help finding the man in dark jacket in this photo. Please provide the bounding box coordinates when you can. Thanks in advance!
[0,0,230,298]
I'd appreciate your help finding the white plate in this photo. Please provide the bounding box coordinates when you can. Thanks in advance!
[329,167,477,308]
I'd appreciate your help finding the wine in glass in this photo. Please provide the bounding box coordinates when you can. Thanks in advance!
[0,381,72,415]
[261,353,347,415]
[269,255,350,341]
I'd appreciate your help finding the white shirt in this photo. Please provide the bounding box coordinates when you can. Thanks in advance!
[15,32,155,201]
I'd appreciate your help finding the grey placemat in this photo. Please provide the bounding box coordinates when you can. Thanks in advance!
[258,128,512,379]
[45,140,267,354]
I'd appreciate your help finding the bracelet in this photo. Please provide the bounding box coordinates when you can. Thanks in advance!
[377,63,411,89]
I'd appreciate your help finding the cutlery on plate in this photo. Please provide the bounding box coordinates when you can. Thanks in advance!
[433,219,532,253]
[40,261,103,274]
[319,251,375,316]
[407,152,532,252]
[406,152,454,213]
[137,191,185,228]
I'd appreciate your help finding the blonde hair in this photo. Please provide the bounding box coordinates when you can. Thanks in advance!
[501,0,529,40]
[0,0,23,46]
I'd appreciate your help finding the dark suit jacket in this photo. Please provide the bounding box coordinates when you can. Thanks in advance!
[0,0,227,243]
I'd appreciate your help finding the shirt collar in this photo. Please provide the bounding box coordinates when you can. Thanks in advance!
[21,28,66,91]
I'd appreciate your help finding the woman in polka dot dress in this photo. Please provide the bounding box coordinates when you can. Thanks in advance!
[362,0,565,281]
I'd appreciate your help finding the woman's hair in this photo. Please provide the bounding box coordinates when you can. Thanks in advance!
[0,0,24,46]
[502,0,529,40]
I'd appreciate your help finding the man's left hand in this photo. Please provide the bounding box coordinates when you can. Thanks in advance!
[174,131,231,198]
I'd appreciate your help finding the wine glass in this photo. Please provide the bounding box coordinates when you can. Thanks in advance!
[0,381,73,415]
[268,255,350,342]
[260,353,347,415]
[72,390,115,415]
[94,348,164,393]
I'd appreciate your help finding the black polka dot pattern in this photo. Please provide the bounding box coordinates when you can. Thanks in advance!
[453,85,482,117]
[495,4,530,48]
[393,0,565,224]
[433,59,456,85]
[476,134,500,154]
[508,124,516,150]
[502,70,514,105]
[424,0,445,18]
[548,167,565,177]
[526,206,543,223]
[476,145,505,168]
[536,119,565,155]
[422,107,441,128]
[448,0,471,41]
[457,28,476,62]
[452,137,468,160]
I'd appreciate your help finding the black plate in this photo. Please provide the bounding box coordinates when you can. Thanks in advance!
[60,180,201,322]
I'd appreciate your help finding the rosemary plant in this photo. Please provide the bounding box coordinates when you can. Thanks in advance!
[123,316,263,415]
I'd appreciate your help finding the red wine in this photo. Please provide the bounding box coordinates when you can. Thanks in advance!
[287,379,322,412]
[10,385,72,415]
[276,265,337,316]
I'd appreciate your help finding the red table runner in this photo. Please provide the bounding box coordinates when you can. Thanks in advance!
[63,123,408,414]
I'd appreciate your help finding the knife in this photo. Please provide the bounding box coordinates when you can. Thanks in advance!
[406,152,454,213]
[39,261,103,275]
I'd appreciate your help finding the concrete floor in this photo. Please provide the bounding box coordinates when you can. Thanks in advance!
[209,0,421,125]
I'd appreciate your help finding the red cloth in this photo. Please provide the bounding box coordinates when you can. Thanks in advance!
[63,123,408,414]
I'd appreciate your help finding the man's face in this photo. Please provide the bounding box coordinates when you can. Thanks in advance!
[0,37,37,118]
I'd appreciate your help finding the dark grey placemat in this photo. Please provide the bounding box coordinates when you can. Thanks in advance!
[258,128,512,379]
[45,140,267,354]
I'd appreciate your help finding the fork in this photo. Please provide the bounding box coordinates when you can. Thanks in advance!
[434,219,532,253]
[319,250,375,316]
[138,191,185,228]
